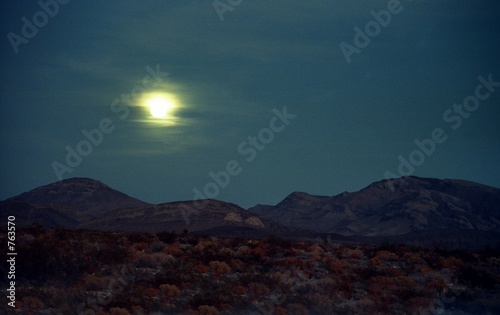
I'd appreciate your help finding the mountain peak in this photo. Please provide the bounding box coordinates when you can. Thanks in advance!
[285,191,313,199]
[251,176,500,242]
[278,191,331,207]
[5,177,149,216]
[10,177,111,199]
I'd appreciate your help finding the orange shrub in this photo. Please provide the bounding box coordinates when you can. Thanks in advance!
[248,282,270,297]
[369,257,382,267]
[287,303,310,315]
[231,259,246,271]
[132,242,149,252]
[209,261,231,275]
[346,248,363,260]
[283,257,304,268]
[394,275,417,288]
[275,305,288,315]
[109,307,132,315]
[309,244,325,254]
[368,276,395,294]
[131,305,145,315]
[251,246,268,258]
[134,252,157,268]
[404,252,426,265]
[83,274,106,291]
[420,265,434,273]
[439,256,464,270]
[144,287,160,298]
[233,285,249,295]
[193,264,210,274]
[163,243,183,256]
[21,296,44,313]
[375,250,399,261]
[425,278,447,291]
[160,284,181,299]
[198,305,220,315]
[328,258,351,274]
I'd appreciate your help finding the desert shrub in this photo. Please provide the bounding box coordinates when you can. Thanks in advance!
[425,278,448,291]
[109,307,132,315]
[219,247,235,258]
[328,258,351,275]
[149,241,166,253]
[232,285,249,295]
[163,243,183,256]
[20,296,45,313]
[83,274,107,291]
[310,293,334,314]
[404,252,426,266]
[248,282,270,298]
[134,253,157,268]
[375,250,399,261]
[439,256,464,270]
[198,305,220,315]
[160,284,181,299]
[130,242,150,254]
[209,261,231,275]
[130,305,145,315]
[287,303,309,315]
[406,297,434,314]
[352,266,379,279]
[193,264,210,274]
[230,259,246,271]
[368,276,395,294]
[345,248,363,259]
[144,287,160,298]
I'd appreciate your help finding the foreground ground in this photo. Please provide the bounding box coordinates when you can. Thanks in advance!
[1,227,500,314]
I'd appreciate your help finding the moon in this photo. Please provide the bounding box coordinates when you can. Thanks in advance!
[142,93,176,119]
[149,98,172,118]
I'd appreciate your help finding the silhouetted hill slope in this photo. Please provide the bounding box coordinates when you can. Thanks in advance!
[0,178,150,227]
[249,176,500,238]
[80,198,316,238]
[80,199,260,232]
[6,177,149,215]
[0,178,310,238]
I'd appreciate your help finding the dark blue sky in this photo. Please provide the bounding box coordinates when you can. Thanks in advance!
[1,0,499,208]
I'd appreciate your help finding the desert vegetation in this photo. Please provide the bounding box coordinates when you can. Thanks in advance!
[1,227,499,314]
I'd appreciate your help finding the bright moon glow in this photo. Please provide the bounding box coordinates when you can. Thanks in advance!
[141,93,178,120]
[149,98,173,118]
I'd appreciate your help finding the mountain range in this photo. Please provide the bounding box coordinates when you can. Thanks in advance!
[2,176,500,249]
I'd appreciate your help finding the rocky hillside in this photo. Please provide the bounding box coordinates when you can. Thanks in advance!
[0,178,310,239]
[249,176,500,239]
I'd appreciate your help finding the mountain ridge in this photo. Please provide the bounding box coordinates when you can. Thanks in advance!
[249,176,500,238]
[0,178,309,239]
[2,176,500,248]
